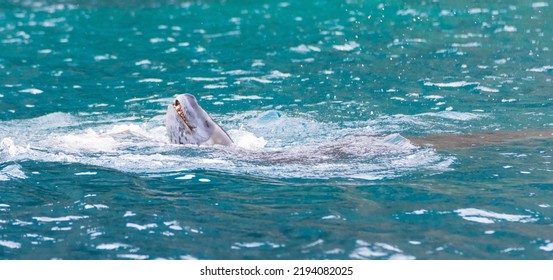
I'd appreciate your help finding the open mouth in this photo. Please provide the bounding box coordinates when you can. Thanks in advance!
[174,100,195,130]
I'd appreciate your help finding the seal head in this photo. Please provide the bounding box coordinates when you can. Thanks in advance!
[166,94,233,146]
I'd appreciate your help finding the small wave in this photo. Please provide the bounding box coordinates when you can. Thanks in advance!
[126,223,158,231]
[455,208,537,224]
[421,111,483,121]
[532,2,549,8]
[526,65,553,73]
[0,164,27,181]
[349,240,415,260]
[237,77,273,84]
[223,95,265,101]
[186,77,226,82]
[33,215,89,222]
[423,81,480,88]
[475,86,499,93]
[19,88,43,94]
[138,78,163,83]
[117,254,149,260]
[451,42,482,48]
[290,44,321,54]
[539,242,553,252]
[96,243,132,250]
[333,41,360,52]
[0,240,21,249]
[232,241,283,249]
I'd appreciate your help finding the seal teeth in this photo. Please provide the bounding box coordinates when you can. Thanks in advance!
[174,100,194,130]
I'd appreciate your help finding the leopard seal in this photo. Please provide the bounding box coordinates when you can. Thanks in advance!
[166,94,233,145]
[166,94,553,149]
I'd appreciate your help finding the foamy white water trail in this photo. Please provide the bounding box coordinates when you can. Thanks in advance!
[0,111,458,180]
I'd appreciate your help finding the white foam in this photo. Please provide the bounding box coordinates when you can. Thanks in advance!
[123,211,136,217]
[452,42,481,48]
[397,8,419,16]
[138,78,163,83]
[186,77,226,82]
[290,44,321,53]
[237,77,272,84]
[0,240,21,249]
[232,242,283,249]
[0,110,453,180]
[455,208,537,224]
[406,209,428,215]
[175,174,195,180]
[84,204,109,210]
[53,129,120,153]
[225,95,264,101]
[424,95,444,100]
[126,95,160,103]
[333,41,360,51]
[539,243,553,252]
[349,240,413,259]
[126,223,158,230]
[0,164,27,181]
[94,54,117,61]
[527,65,553,72]
[19,88,43,94]
[222,69,251,75]
[96,243,131,250]
[532,2,549,8]
[502,25,517,32]
[51,226,72,231]
[321,215,340,220]
[424,81,479,88]
[33,215,89,222]
[264,70,291,79]
[251,60,265,67]
[164,221,183,231]
[228,130,267,150]
[422,111,483,121]
[389,254,416,260]
[476,86,499,93]
[117,254,149,260]
[75,172,97,176]
[204,84,228,89]
[135,59,151,66]
[468,8,488,14]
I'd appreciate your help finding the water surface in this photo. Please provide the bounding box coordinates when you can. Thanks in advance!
[1,0,553,259]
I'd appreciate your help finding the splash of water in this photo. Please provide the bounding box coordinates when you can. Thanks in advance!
[0,110,456,180]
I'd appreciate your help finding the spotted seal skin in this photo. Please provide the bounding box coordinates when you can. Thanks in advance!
[166,94,233,146]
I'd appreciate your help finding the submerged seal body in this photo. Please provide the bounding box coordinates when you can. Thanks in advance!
[166,94,233,146]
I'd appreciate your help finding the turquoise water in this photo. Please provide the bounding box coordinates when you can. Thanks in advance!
[1,0,553,259]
